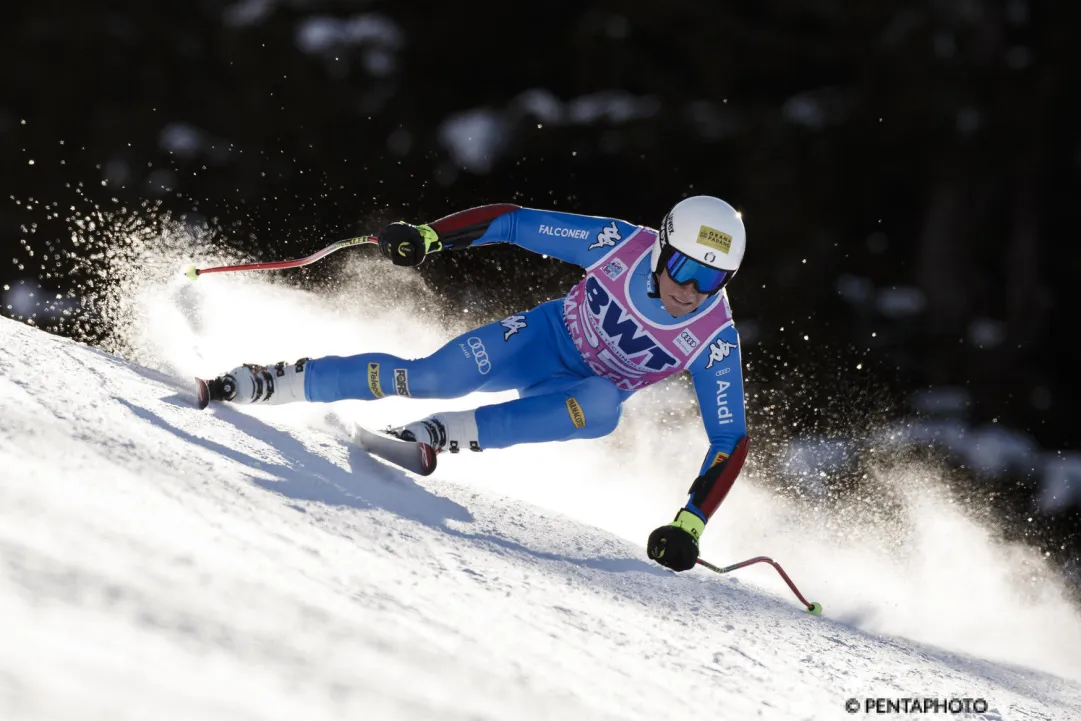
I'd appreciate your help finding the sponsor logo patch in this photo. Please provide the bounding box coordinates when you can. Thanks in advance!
[394,368,410,397]
[589,221,622,251]
[539,225,589,239]
[673,328,700,356]
[367,362,385,398]
[710,450,730,468]
[468,336,491,375]
[601,258,627,280]
[696,225,733,254]
[501,314,527,341]
[565,398,587,429]
[715,379,734,425]
[559,276,681,391]
[584,276,678,372]
[704,337,738,369]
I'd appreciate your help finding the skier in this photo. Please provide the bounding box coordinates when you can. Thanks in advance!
[204,196,749,573]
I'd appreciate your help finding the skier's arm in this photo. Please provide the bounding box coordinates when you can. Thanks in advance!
[684,323,749,524]
[381,205,639,269]
[646,323,748,571]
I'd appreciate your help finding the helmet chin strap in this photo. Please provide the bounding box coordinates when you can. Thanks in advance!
[647,271,661,299]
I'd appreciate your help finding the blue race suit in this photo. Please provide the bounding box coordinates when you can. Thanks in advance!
[302,205,749,521]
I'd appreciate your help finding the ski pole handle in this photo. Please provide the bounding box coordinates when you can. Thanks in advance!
[697,555,822,615]
[184,235,377,279]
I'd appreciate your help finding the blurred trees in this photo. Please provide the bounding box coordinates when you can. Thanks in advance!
[1,0,1078,454]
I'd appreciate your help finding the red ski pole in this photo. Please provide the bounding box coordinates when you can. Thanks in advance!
[697,556,822,615]
[184,235,378,280]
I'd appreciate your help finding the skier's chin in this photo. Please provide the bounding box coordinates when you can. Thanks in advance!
[663,294,697,318]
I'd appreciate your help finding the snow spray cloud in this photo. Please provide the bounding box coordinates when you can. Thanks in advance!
[28,209,1081,682]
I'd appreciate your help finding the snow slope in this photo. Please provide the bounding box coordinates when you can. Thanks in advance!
[2,274,1081,719]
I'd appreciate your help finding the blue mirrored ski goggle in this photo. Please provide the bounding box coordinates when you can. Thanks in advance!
[662,247,731,295]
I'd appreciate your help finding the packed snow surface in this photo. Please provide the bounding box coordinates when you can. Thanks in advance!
[2,263,1081,720]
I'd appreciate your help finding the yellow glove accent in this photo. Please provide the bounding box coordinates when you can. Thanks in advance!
[670,509,705,544]
[417,224,443,254]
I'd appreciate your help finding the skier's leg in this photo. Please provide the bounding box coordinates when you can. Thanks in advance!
[475,375,627,448]
[305,305,566,402]
[210,302,562,406]
[384,301,622,452]
[392,375,625,453]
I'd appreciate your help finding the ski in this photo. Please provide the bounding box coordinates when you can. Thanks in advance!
[353,424,438,476]
[192,377,435,475]
[195,377,211,410]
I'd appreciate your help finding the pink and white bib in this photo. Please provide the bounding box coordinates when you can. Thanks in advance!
[561,228,733,391]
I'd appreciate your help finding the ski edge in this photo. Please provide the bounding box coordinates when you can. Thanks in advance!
[353,424,438,476]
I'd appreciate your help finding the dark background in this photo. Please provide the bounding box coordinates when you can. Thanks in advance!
[3,1,1079,565]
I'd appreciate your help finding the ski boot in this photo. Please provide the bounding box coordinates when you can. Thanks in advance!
[388,410,482,454]
[204,359,309,406]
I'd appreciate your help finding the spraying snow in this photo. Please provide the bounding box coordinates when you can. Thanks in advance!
[3,215,1081,719]
[94,219,1081,679]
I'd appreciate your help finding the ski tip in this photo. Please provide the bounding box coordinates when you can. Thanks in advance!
[416,442,438,476]
[195,377,211,410]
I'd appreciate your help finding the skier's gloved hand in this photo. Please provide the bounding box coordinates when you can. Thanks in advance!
[647,509,704,572]
[378,221,441,267]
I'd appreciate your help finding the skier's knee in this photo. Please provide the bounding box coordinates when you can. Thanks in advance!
[567,377,623,439]
[392,357,471,399]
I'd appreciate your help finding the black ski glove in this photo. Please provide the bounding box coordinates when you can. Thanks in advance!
[647,509,704,572]
[378,221,441,267]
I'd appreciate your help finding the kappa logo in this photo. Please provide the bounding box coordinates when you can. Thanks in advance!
[501,314,527,341]
[589,221,622,251]
[467,337,491,375]
[394,368,410,397]
[704,338,738,369]
[367,362,385,398]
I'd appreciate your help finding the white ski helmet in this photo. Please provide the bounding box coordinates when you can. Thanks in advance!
[651,195,746,294]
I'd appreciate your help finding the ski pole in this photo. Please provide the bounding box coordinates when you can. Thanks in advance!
[184,235,378,280]
[697,556,822,615]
